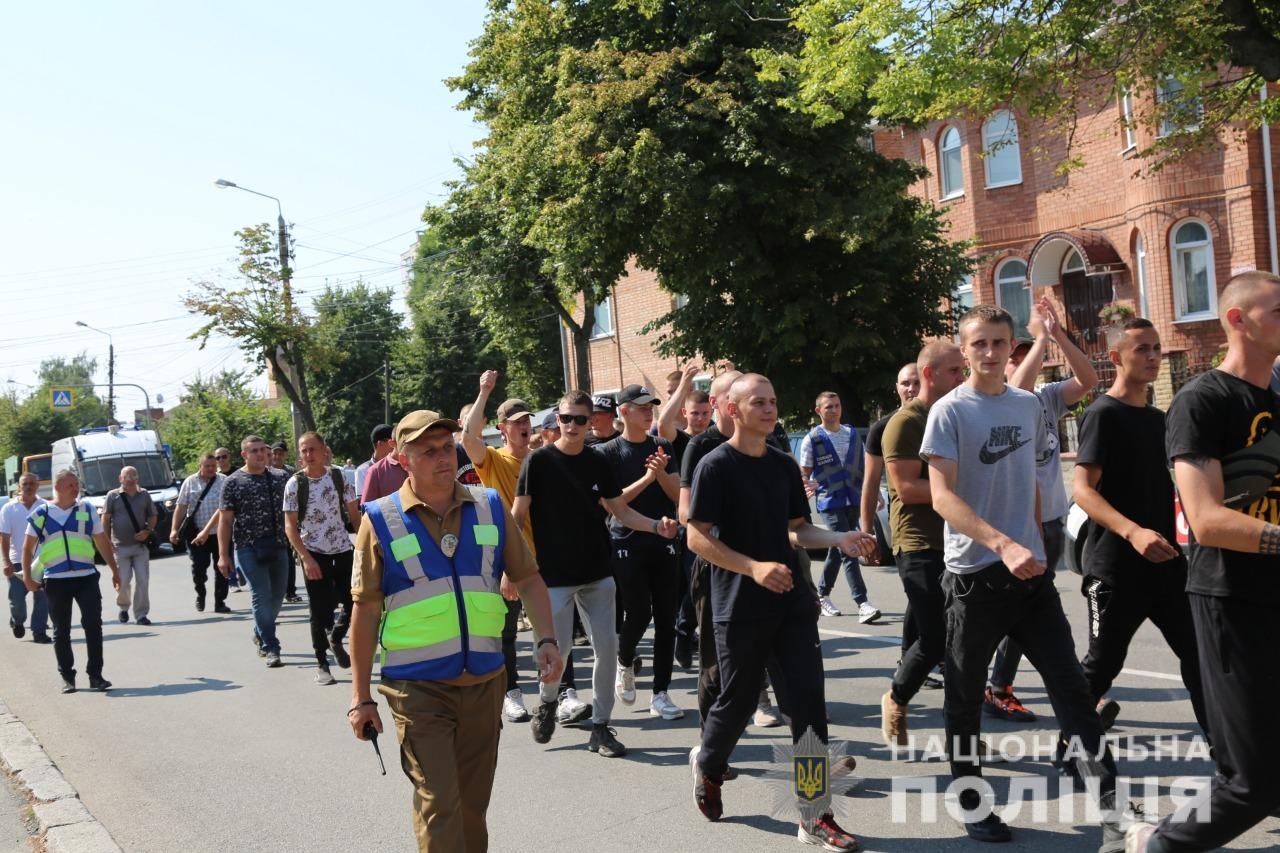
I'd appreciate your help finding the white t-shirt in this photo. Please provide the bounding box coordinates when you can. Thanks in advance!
[1,498,45,564]
[799,425,853,470]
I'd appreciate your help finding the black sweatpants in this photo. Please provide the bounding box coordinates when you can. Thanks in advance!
[302,550,353,657]
[502,598,521,692]
[1148,594,1280,853]
[613,536,681,694]
[891,549,946,704]
[1080,569,1208,737]
[189,534,227,606]
[45,574,105,680]
[943,562,1115,791]
[697,597,827,780]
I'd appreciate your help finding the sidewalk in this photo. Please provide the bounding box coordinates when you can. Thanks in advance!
[2,770,32,853]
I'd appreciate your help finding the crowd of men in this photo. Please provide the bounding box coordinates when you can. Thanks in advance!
[6,270,1280,853]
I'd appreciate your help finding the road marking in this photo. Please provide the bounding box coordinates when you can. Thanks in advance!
[817,626,1184,682]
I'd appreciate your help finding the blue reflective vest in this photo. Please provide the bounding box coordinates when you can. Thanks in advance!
[28,501,98,580]
[365,487,507,681]
[808,425,863,513]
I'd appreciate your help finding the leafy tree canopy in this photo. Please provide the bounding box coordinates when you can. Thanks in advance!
[768,0,1280,168]
[0,356,110,465]
[161,370,291,477]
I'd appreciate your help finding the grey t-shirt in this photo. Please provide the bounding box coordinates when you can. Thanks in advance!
[103,489,157,548]
[920,382,1049,574]
[1033,381,1070,522]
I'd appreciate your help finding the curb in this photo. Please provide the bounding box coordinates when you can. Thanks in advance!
[0,700,122,853]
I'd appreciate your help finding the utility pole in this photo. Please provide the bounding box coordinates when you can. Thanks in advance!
[106,340,115,424]
[384,361,391,424]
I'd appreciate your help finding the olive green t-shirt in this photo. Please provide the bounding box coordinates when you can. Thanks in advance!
[882,397,944,553]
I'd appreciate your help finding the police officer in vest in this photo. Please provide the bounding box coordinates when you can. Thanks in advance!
[347,410,562,853]
[22,468,120,694]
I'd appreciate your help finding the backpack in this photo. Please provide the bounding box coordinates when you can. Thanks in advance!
[293,467,352,533]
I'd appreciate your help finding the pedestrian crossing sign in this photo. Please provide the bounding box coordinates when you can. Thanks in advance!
[50,387,73,410]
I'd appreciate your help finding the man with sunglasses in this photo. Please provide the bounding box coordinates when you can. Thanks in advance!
[514,390,678,758]
[171,453,229,614]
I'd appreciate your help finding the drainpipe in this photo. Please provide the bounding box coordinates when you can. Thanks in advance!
[1263,84,1279,273]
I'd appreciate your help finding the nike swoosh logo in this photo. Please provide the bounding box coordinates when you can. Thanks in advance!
[978,438,1030,464]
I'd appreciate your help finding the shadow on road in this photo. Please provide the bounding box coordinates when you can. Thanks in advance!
[103,677,241,698]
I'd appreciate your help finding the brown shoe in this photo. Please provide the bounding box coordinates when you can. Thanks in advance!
[881,690,908,747]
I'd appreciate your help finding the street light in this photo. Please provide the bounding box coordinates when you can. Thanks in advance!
[75,320,114,423]
[214,177,302,439]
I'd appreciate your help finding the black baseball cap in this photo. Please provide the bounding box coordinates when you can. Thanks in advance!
[271,441,288,452]
[592,394,617,415]
[617,384,659,406]
[370,423,393,445]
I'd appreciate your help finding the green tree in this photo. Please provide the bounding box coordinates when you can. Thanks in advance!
[772,0,1280,169]
[307,282,405,462]
[0,356,110,462]
[161,371,292,476]
[432,0,969,421]
[184,223,320,434]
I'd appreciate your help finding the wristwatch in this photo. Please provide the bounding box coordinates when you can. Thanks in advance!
[536,637,557,649]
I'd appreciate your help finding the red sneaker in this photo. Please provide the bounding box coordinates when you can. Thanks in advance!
[798,813,862,851]
[984,686,1036,722]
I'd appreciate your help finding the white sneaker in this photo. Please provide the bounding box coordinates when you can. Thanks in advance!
[503,689,530,722]
[818,596,841,617]
[858,601,881,624]
[649,691,685,720]
[754,702,783,727]
[556,688,592,724]
[615,661,637,705]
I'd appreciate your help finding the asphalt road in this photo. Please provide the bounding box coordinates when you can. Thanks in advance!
[0,548,1277,852]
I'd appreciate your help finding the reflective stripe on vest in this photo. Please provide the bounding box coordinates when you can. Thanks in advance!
[810,426,863,513]
[367,487,507,681]
[30,502,97,580]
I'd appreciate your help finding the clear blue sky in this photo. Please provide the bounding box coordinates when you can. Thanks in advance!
[0,1,487,418]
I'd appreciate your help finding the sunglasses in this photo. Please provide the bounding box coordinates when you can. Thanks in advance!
[557,413,589,426]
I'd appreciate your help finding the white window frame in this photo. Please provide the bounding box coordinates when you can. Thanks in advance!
[1169,219,1217,322]
[1157,77,1203,138]
[952,274,974,339]
[994,258,1030,337]
[1062,250,1085,276]
[1134,232,1148,318]
[982,110,1022,188]
[1120,89,1136,152]
[939,126,964,199]
[591,295,614,339]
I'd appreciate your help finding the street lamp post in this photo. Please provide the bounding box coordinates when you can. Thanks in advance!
[75,321,114,423]
[214,178,304,440]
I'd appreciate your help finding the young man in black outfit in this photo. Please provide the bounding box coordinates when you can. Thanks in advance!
[599,383,685,721]
[1128,271,1280,852]
[1071,318,1207,737]
[687,373,876,851]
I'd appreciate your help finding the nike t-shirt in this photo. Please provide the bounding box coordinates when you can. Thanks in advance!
[920,382,1048,574]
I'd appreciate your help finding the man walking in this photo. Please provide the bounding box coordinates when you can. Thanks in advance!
[170,454,229,614]
[218,435,290,668]
[271,440,303,604]
[2,473,50,643]
[801,392,880,622]
[284,431,360,685]
[688,373,875,849]
[23,469,119,693]
[1128,271,1280,853]
[355,424,394,499]
[348,410,562,853]
[101,466,157,626]
[513,390,678,757]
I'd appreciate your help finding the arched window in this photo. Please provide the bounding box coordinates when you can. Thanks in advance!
[939,126,963,198]
[1170,219,1216,320]
[995,259,1030,337]
[982,111,1022,187]
[1063,250,1085,275]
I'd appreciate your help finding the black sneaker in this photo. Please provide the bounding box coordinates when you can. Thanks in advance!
[10,618,24,639]
[632,656,643,677]
[285,594,303,604]
[88,676,112,692]
[32,632,52,644]
[531,701,557,744]
[195,595,206,612]
[214,603,232,614]
[119,610,129,624]
[964,812,1012,843]
[922,673,944,690]
[1097,698,1121,731]
[587,724,626,758]
[690,748,723,821]
[61,679,76,694]
[329,635,351,669]
[136,617,152,626]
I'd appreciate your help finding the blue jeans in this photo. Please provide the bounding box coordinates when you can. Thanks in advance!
[8,572,48,634]
[816,505,868,603]
[237,543,288,654]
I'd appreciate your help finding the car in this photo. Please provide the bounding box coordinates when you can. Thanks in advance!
[1063,492,1189,574]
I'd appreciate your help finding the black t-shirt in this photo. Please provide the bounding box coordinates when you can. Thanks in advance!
[669,429,691,469]
[866,415,891,457]
[455,445,481,486]
[516,444,621,587]
[1076,395,1185,586]
[681,424,729,488]
[688,443,812,622]
[598,434,677,539]
[584,429,620,447]
[1165,369,1280,603]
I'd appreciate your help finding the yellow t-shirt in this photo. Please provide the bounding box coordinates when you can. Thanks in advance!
[475,445,535,554]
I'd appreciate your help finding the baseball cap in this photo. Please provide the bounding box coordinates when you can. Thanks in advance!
[1012,337,1035,352]
[270,441,288,452]
[540,411,560,430]
[617,384,660,406]
[370,423,393,445]
[592,394,617,415]
[496,398,532,422]
[394,410,462,449]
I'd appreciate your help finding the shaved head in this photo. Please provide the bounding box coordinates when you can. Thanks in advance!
[918,340,960,369]
[728,373,771,403]
[709,370,742,401]
[1220,270,1280,332]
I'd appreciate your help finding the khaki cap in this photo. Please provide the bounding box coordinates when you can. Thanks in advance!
[395,410,462,449]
